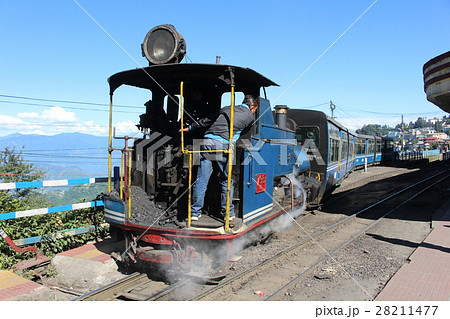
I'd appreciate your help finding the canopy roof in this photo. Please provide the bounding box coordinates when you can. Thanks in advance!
[108,63,278,95]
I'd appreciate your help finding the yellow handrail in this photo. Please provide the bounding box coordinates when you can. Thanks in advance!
[187,152,193,227]
[127,149,132,218]
[224,84,235,231]
[120,151,124,199]
[107,95,113,192]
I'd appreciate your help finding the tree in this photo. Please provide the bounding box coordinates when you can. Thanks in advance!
[0,147,49,212]
[356,124,393,136]
[443,115,449,124]
[414,117,427,129]
[435,121,443,133]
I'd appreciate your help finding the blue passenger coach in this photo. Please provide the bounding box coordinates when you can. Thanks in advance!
[285,109,389,204]
[286,109,356,203]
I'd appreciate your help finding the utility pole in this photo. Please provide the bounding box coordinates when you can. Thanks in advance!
[330,100,336,118]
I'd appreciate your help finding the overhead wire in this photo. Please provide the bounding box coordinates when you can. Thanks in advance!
[253,0,379,125]
[2,147,105,152]
[333,100,446,117]
[72,0,200,126]
[289,102,329,110]
[270,0,379,107]
[0,173,105,177]
[10,153,119,160]
[333,108,370,130]
[0,94,142,109]
[0,99,142,114]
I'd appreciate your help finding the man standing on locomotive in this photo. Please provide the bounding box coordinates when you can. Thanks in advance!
[181,95,259,221]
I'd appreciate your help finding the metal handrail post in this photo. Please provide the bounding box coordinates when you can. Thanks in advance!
[224,70,235,231]
[188,152,193,227]
[127,148,132,218]
[107,94,114,192]
[120,150,124,199]
[179,81,192,227]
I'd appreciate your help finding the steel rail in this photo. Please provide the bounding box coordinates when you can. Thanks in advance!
[74,272,149,301]
[266,172,449,300]
[191,169,448,301]
[145,279,189,301]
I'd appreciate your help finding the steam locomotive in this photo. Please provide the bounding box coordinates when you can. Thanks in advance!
[103,25,391,272]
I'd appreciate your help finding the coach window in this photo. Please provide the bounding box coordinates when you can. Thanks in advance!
[356,138,365,155]
[383,139,394,152]
[328,125,340,163]
[376,142,382,153]
[368,140,375,154]
[328,138,339,163]
[296,126,320,152]
[341,132,348,160]
[349,138,355,158]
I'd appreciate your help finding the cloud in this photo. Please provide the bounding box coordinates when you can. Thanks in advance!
[17,112,40,119]
[0,114,27,126]
[16,106,78,123]
[114,120,140,136]
[41,106,78,122]
[0,114,42,131]
[0,107,142,137]
[18,129,49,135]
[0,107,97,136]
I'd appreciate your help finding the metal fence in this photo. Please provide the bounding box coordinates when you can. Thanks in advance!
[392,149,442,163]
[0,177,107,246]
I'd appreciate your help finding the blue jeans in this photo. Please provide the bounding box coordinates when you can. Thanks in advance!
[191,138,235,218]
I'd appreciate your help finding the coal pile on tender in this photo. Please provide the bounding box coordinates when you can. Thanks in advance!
[104,186,183,229]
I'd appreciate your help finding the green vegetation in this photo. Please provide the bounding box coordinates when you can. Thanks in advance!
[0,147,49,212]
[45,184,107,207]
[0,147,107,270]
[356,124,394,136]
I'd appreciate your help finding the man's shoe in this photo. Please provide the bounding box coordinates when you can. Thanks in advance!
[191,214,201,221]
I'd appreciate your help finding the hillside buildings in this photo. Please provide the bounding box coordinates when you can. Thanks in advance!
[387,116,449,151]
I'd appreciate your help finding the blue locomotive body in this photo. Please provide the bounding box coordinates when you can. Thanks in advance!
[103,62,313,268]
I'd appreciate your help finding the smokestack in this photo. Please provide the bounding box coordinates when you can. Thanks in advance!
[275,105,288,129]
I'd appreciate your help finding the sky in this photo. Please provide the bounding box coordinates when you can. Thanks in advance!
[1,0,449,137]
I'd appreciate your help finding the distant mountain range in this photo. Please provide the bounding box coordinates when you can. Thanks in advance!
[0,133,123,177]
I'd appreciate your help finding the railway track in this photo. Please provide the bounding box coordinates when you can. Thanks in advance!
[74,269,226,301]
[74,165,449,301]
[190,169,449,301]
[75,272,156,301]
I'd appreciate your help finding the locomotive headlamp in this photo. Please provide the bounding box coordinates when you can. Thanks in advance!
[141,24,186,65]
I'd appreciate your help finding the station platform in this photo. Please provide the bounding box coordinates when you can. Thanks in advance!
[0,238,123,300]
[0,270,41,300]
[376,198,450,301]
[56,238,122,263]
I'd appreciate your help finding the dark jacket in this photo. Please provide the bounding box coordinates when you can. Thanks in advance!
[191,104,254,144]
